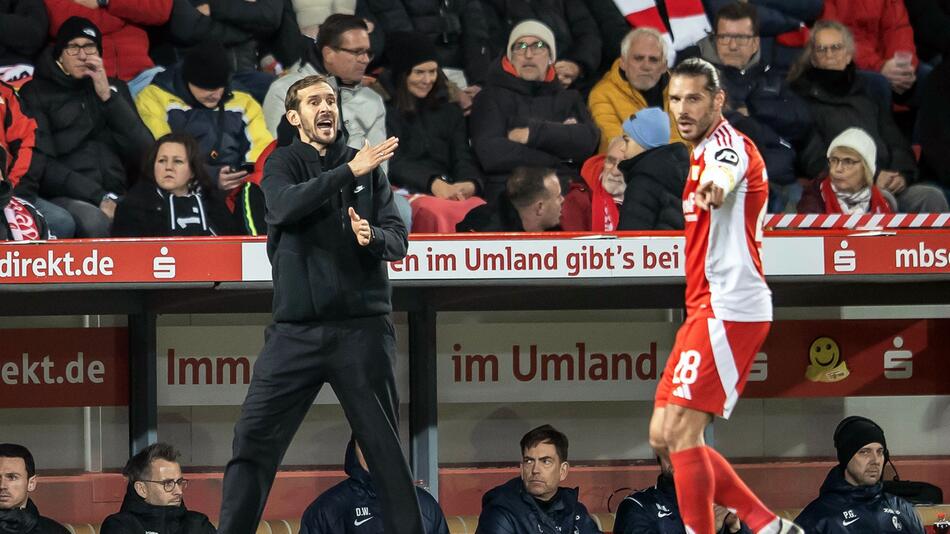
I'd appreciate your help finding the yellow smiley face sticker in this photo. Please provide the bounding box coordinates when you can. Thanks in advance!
[805,336,850,383]
[809,337,839,368]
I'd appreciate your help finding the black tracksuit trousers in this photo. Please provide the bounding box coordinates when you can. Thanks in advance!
[218,316,424,534]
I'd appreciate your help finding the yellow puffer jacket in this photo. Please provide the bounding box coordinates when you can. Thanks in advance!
[588,58,686,153]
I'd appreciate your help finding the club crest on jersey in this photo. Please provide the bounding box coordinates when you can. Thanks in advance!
[714,148,739,166]
[683,192,696,217]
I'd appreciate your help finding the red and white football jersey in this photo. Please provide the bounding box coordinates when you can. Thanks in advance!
[682,118,772,322]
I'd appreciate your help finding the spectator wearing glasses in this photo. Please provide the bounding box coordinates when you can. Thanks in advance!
[687,2,811,212]
[263,14,412,226]
[820,0,921,100]
[42,0,171,91]
[263,14,384,152]
[469,20,598,202]
[20,17,154,237]
[798,128,896,214]
[789,21,947,213]
[589,27,684,154]
[102,443,215,534]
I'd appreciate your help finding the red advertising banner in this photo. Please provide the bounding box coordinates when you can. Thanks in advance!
[824,234,950,275]
[0,239,244,284]
[0,328,129,407]
[746,319,950,398]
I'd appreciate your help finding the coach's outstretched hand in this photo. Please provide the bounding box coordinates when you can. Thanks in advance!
[348,137,398,177]
[349,207,371,246]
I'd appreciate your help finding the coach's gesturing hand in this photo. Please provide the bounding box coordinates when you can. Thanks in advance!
[349,207,372,246]
[348,137,399,177]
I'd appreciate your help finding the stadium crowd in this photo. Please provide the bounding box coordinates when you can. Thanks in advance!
[0,0,947,239]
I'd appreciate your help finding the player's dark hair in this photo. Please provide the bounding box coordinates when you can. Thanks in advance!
[521,424,569,462]
[670,58,723,95]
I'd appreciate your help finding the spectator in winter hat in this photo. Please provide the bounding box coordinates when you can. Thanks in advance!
[135,41,272,234]
[469,19,598,202]
[19,16,153,237]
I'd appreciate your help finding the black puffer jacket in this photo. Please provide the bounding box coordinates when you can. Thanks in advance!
[477,0,601,82]
[794,466,925,534]
[614,474,751,534]
[617,142,689,231]
[0,0,48,67]
[100,485,216,534]
[475,477,601,534]
[470,58,599,199]
[19,48,153,205]
[300,441,448,534]
[365,0,492,84]
[262,133,407,322]
[385,89,482,194]
[790,63,917,181]
[0,499,68,534]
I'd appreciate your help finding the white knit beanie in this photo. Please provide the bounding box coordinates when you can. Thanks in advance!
[827,128,877,184]
[507,20,557,62]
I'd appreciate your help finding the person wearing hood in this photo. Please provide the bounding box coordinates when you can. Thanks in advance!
[300,439,448,534]
[561,107,689,231]
[686,2,811,212]
[0,444,68,534]
[614,456,750,534]
[789,20,948,214]
[469,19,599,203]
[218,75,422,534]
[19,16,154,237]
[100,443,214,534]
[794,416,924,534]
[135,42,273,195]
[588,27,684,154]
[456,166,562,232]
[798,128,895,214]
[475,425,600,534]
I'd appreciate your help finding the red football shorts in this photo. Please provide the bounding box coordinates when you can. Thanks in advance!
[654,316,770,419]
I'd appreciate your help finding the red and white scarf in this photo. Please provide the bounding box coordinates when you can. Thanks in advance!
[611,0,710,52]
[3,197,43,241]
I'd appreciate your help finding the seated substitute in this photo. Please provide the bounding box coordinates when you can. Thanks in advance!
[300,439,448,534]
[0,443,68,534]
[794,416,924,534]
[614,455,749,534]
[101,442,215,534]
[475,425,601,534]
[456,167,562,233]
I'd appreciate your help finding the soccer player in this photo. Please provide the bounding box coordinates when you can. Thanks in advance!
[647,58,802,534]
